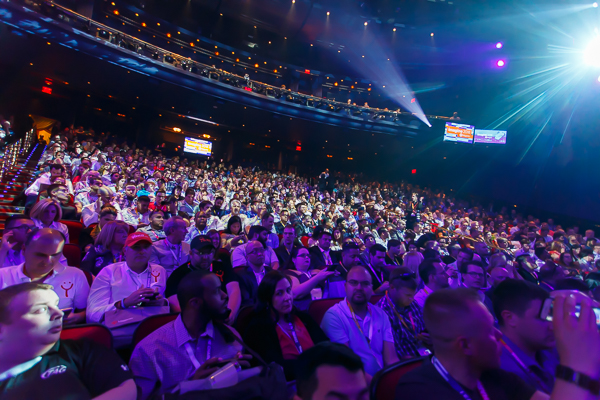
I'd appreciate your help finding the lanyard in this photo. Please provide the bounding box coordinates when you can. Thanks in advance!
[385,293,416,332]
[366,263,383,284]
[346,299,373,343]
[432,357,490,400]
[422,286,431,295]
[184,338,212,370]
[499,339,550,393]
[165,239,182,267]
[278,319,304,354]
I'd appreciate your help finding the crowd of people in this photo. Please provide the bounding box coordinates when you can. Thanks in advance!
[1,128,600,399]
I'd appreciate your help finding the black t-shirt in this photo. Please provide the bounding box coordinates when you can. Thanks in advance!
[165,259,237,298]
[0,339,132,400]
[395,358,536,400]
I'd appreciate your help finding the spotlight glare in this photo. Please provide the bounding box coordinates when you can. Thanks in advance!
[584,39,600,67]
[496,42,503,49]
[364,22,368,26]
[597,75,600,82]
[594,2,598,7]
[393,28,397,32]
[497,60,505,67]
[327,11,330,16]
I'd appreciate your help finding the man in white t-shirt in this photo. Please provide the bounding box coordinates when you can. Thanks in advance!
[231,226,279,270]
[0,228,89,325]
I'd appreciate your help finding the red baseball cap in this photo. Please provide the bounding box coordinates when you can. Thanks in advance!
[125,232,153,247]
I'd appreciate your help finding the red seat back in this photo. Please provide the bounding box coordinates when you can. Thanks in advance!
[308,298,342,326]
[233,266,245,274]
[82,270,93,286]
[132,313,179,348]
[63,244,82,268]
[371,357,427,400]
[369,294,384,305]
[60,220,84,245]
[300,236,310,247]
[61,324,113,349]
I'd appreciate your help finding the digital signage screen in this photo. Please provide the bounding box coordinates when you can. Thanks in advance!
[474,129,507,144]
[183,137,212,156]
[444,122,474,143]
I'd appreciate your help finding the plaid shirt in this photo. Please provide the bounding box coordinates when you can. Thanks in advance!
[377,294,426,359]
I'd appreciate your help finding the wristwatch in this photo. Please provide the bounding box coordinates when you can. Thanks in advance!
[556,365,600,396]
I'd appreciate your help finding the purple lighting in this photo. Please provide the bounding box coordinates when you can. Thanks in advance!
[496,42,503,49]
[497,60,505,67]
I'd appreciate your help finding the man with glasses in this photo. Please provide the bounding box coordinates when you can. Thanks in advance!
[150,216,190,277]
[377,267,431,360]
[320,265,399,377]
[235,240,272,307]
[414,258,450,308]
[165,235,241,322]
[459,260,496,320]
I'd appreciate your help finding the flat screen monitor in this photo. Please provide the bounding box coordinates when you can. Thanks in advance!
[474,129,507,144]
[183,137,212,156]
[444,122,474,143]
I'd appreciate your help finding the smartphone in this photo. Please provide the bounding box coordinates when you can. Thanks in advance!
[148,292,159,301]
[540,298,600,327]
[326,264,337,272]
[61,308,73,318]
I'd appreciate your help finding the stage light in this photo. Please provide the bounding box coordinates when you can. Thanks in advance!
[393,28,396,32]
[594,2,598,7]
[597,75,600,82]
[430,33,434,37]
[364,22,368,26]
[496,42,503,49]
[497,60,505,67]
[584,38,600,67]
[327,11,330,16]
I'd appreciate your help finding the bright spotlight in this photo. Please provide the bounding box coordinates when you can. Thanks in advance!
[496,42,503,49]
[497,60,505,67]
[364,22,368,26]
[598,75,600,82]
[584,38,600,67]
[594,2,598,7]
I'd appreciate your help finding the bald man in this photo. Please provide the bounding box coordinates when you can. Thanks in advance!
[489,266,511,289]
[235,240,272,307]
[395,288,590,400]
[0,228,89,324]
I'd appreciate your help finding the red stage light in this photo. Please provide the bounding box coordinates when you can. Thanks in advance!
[411,169,416,174]
[42,87,52,94]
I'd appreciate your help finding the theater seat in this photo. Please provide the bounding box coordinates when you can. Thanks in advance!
[308,298,342,326]
[60,220,84,245]
[132,312,179,348]
[82,270,93,286]
[61,324,113,349]
[63,244,82,268]
[369,294,383,305]
[300,236,309,247]
[234,305,255,334]
[233,266,245,274]
[370,357,427,400]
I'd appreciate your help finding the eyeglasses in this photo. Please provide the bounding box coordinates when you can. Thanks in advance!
[347,280,372,288]
[296,254,311,258]
[465,272,485,279]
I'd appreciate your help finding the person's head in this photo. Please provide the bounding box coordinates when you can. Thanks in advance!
[123,232,153,270]
[136,195,150,214]
[493,279,554,351]
[29,199,62,226]
[387,239,404,257]
[294,342,367,400]
[257,270,294,317]
[149,210,165,230]
[176,270,229,321]
[94,220,129,250]
[184,188,195,204]
[46,184,69,204]
[345,266,373,307]
[282,224,296,246]
[317,230,332,251]
[489,266,510,288]
[292,246,311,272]
[226,216,242,235]
[418,258,449,290]
[230,199,242,215]
[164,216,187,244]
[248,225,269,245]
[246,240,266,268]
[23,228,65,279]
[460,261,486,290]
[0,283,64,359]
[424,288,502,370]
[473,241,490,257]
[49,164,65,179]
[261,211,275,231]
[4,216,35,245]
[189,235,216,270]
[369,244,387,268]
[456,248,474,267]
[388,267,418,308]
[341,242,361,267]
[280,209,290,224]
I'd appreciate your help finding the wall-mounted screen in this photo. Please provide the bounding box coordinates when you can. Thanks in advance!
[444,122,474,143]
[474,129,507,144]
[183,137,212,156]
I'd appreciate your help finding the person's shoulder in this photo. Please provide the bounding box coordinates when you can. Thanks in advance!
[134,319,177,351]
[62,266,87,279]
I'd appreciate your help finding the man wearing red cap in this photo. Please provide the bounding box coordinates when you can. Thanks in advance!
[87,232,169,347]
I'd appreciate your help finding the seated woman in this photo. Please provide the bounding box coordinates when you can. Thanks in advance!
[81,220,129,276]
[283,247,334,311]
[208,228,230,264]
[220,216,247,252]
[242,270,329,380]
[79,206,119,252]
[29,198,70,243]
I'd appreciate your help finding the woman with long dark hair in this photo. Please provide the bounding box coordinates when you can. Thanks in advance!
[242,270,329,380]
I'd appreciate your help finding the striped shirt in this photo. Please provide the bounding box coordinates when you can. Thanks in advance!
[377,295,426,360]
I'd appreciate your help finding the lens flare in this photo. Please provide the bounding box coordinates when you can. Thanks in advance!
[583,38,600,67]
[497,60,506,67]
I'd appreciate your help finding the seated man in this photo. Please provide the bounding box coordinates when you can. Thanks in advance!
[294,342,368,400]
[364,244,391,293]
[0,228,88,325]
[184,210,212,243]
[377,267,430,360]
[320,265,399,377]
[166,235,241,321]
[0,216,36,268]
[309,229,340,270]
[24,164,68,201]
[493,279,558,393]
[136,210,166,242]
[120,195,151,230]
[231,225,279,270]
[129,270,249,399]
[413,257,449,308]
[45,184,79,221]
[150,216,190,276]
[459,260,496,320]
[235,240,273,307]
[274,224,301,268]
[82,187,121,227]
[0,283,136,400]
[326,242,362,299]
